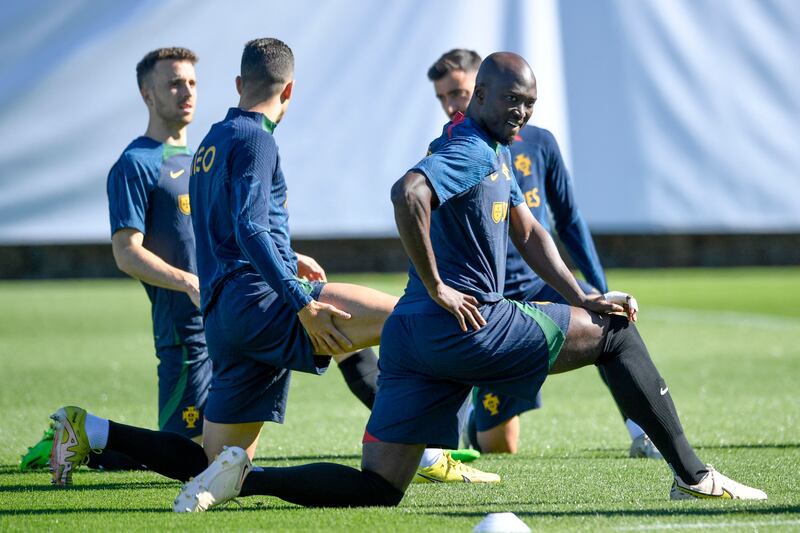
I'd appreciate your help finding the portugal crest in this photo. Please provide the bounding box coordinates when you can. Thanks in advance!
[491,201,508,224]
[514,154,532,177]
[178,194,191,215]
[482,393,500,416]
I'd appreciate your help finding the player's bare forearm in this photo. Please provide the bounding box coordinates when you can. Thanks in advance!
[509,204,587,306]
[111,229,200,306]
[391,172,442,294]
[391,172,486,331]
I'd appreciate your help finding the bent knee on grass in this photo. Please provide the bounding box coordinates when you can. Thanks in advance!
[478,418,520,454]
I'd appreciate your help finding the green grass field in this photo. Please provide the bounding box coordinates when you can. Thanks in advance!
[1,268,799,531]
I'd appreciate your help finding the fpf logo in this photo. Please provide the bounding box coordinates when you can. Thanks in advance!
[492,202,508,224]
[514,154,532,177]
[178,194,191,215]
[482,393,500,416]
[182,405,200,429]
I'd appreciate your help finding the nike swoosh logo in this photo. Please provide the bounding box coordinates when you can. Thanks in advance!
[660,387,669,395]
[170,169,185,179]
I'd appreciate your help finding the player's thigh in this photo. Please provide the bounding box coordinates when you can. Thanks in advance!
[318,282,398,347]
[477,416,520,454]
[362,441,425,492]
[202,418,264,462]
[550,306,609,374]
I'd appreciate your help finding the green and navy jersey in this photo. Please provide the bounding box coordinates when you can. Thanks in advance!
[504,126,607,297]
[189,107,308,315]
[106,137,203,349]
[394,114,524,314]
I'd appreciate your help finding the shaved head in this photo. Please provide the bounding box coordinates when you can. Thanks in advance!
[467,52,538,145]
[475,52,536,94]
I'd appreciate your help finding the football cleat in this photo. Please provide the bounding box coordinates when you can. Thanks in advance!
[49,406,92,486]
[670,465,767,500]
[174,446,252,512]
[20,424,55,471]
[413,450,500,483]
[448,448,481,463]
[629,434,663,460]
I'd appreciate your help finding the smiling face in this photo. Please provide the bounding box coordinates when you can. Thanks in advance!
[469,55,537,145]
[142,59,197,127]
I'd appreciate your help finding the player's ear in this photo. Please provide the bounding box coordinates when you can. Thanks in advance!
[235,76,243,96]
[473,83,485,104]
[280,80,294,102]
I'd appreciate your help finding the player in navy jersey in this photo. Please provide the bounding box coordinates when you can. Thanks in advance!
[175,52,765,509]
[49,38,497,488]
[21,48,207,472]
[426,49,658,458]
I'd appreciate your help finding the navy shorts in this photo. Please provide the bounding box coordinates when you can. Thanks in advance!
[366,299,571,449]
[203,274,329,424]
[472,279,596,431]
[157,334,211,439]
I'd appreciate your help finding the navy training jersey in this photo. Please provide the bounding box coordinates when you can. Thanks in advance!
[106,137,203,349]
[504,125,607,298]
[394,115,524,315]
[189,108,310,315]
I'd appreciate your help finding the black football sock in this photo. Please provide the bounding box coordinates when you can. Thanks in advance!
[337,348,379,409]
[596,365,629,421]
[597,316,706,484]
[240,463,404,507]
[87,449,147,471]
[105,420,207,482]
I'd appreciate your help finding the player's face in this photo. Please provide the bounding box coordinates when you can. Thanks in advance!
[478,76,537,145]
[146,60,197,126]
[433,69,476,119]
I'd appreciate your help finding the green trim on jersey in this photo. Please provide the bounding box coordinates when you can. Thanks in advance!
[261,115,277,134]
[296,277,314,296]
[158,327,190,430]
[162,144,191,161]
[509,300,566,369]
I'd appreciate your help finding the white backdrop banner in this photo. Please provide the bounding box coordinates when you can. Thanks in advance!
[0,0,798,244]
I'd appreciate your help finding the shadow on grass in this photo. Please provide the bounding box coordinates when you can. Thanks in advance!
[253,454,361,462]
[0,480,178,493]
[582,442,800,456]
[422,504,800,520]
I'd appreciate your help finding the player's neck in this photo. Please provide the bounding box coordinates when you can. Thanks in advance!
[238,97,282,127]
[144,118,188,146]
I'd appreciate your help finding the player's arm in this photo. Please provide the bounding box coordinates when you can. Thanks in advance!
[509,203,625,316]
[390,171,486,331]
[229,133,352,354]
[111,228,201,307]
[544,135,608,293]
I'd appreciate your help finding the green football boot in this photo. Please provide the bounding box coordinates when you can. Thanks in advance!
[19,424,55,471]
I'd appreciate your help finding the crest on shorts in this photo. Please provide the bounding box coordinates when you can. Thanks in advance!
[491,201,508,224]
[483,393,500,416]
[178,194,191,215]
[182,405,200,429]
[514,154,532,177]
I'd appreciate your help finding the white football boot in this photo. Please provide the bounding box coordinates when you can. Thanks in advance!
[173,446,252,512]
[629,434,663,460]
[670,465,767,500]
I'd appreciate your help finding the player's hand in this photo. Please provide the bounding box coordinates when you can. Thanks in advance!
[297,300,353,355]
[184,274,201,308]
[602,291,639,322]
[296,253,327,282]
[431,283,487,332]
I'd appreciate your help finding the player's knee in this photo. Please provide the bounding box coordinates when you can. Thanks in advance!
[362,469,405,507]
[597,315,646,365]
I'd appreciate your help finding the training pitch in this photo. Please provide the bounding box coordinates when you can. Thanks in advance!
[1,268,798,532]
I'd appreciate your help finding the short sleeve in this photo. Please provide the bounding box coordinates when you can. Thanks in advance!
[510,176,524,207]
[411,137,496,207]
[107,155,153,236]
